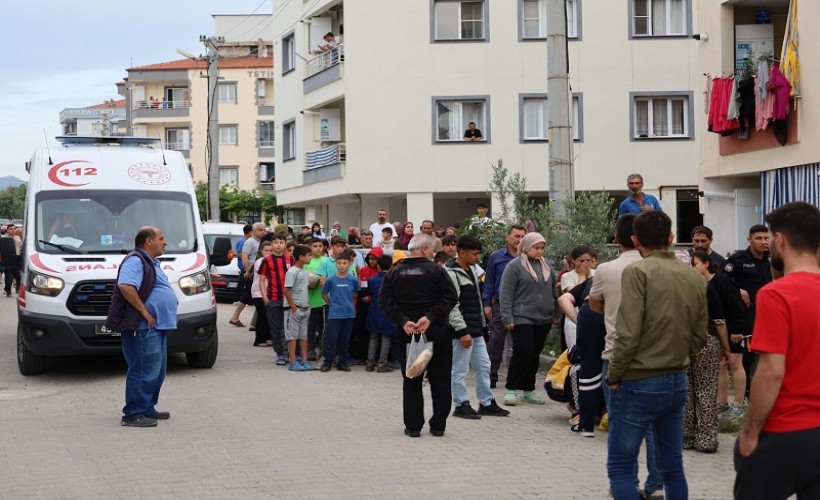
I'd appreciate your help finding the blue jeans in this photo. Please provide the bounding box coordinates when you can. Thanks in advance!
[121,328,168,420]
[451,336,493,407]
[603,361,664,494]
[607,373,688,500]
[324,318,354,365]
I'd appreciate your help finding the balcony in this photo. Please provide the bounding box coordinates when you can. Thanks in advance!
[166,141,190,158]
[303,45,344,93]
[258,98,274,115]
[304,143,345,185]
[258,181,276,194]
[132,100,191,119]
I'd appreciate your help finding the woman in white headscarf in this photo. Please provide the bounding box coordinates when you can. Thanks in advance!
[499,232,559,406]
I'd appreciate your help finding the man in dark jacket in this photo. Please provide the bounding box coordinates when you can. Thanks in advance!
[107,227,178,428]
[379,233,458,437]
[446,236,509,419]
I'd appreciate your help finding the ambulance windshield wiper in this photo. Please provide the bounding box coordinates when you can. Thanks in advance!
[39,240,82,254]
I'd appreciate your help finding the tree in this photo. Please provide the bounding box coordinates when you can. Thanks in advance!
[195,181,283,225]
[460,159,617,266]
[0,184,27,219]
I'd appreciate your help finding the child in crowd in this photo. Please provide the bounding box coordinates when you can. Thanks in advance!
[441,234,458,258]
[283,245,315,371]
[304,237,328,361]
[250,242,274,347]
[258,233,294,366]
[379,227,395,255]
[434,251,451,267]
[320,250,360,372]
[365,255,396,372]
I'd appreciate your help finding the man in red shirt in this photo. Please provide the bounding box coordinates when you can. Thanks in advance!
[734,202,820,499]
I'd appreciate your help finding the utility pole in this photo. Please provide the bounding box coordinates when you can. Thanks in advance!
[202,36,224,222]
[547,0,573,217]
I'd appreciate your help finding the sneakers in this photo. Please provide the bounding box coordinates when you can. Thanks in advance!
[320,362,332,372]
[121,415,158,428]
[478,399,511,417]
[300,361,317,371]
[503,390,518,406]
[365,361,376,372]
[521,391,545,404]
[717,403,730,415]
[570,424,595,437]
[376,363,394,373]
[276,355,287,366]
[452,402,482,420]
[289,361,308,371]
[721,402,746,421]
[336,363,351,372]
[569,413,580,426]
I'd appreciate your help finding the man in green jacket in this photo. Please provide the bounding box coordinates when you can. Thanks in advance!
[606,211,707,500]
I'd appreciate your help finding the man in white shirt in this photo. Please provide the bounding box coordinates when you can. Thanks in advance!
[588,213,663,499]
[369,209,396,247]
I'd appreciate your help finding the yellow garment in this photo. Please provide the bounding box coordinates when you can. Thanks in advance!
[392,250,407,264]
[780,0,799,95]
[597,412,609,431]
[545,350,572,390]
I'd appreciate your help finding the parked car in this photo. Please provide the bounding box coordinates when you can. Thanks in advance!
[203,222,248,303]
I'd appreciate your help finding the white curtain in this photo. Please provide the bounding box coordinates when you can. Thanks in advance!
[653,99,669,136]
[524,98,546,139]
[635,100,649,137]
[671,99,685,135]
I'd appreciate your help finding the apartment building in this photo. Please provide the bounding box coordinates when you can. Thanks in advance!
[697,0,817,253]
[272,1,704,240]
[59,99,126,137]
[116,15,275,192]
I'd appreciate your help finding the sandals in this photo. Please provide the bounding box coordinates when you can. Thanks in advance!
[229,320,245,327]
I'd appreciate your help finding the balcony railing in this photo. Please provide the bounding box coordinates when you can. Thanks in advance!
[166,142,190,151]
[133,100,191,110]
[305,143,345,170]
[304,45,344,79]
[259,140,275,148]
[258,98,274,107]
[259,181,276,193]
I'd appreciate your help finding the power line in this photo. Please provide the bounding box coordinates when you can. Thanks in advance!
[219,0,272,37]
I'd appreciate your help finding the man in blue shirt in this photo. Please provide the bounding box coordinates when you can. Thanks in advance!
[116,226,178,428]
[482,224,526,388]
[618,174,663,216]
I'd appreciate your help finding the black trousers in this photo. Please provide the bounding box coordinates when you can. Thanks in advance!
[576,303,606,430]
[487,301,506,383]
[251,298,272,345]
[734,426,820,499]
[397,326,453,433]
[308,306,325,353]
[4,266,20,294]
[505,323,550,392]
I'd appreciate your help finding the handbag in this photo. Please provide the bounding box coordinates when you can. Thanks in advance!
[405,333,433,378]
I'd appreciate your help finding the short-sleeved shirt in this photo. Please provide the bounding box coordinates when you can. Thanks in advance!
[369,222,396,246]
[284,266,310,309]
[304,256,327,308]
[750,272,820,432]
[560,269,595,293]
[618,194,663,216]
[257,253,293,303]
[242,236,261,269]
[706,281,726,337]
[322,274,360,319]
[236,237,248,272]
[721,247,773,305]
[464,128,482,139]
[317,255,357,279]
[118,253,177,330]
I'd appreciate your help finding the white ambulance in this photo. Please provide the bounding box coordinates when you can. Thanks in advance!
[16,136,222,374]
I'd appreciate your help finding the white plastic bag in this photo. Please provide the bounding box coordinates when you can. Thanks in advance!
[406,333,434,378]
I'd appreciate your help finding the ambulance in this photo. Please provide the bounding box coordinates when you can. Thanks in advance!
[15,136,222,374]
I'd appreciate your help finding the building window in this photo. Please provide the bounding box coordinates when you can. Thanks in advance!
[218,83,237,103]
[433,96,490,143]
[630,0,689,37]
[259,162,275,183]
[284,208,305,226]
[219,167,238,186]
[283,119,296,161]
[219,125,238,145]
[282,32,295,74]
[630,92,693,140]
[258,121,274,148]
[520,0,579,40]
[520,94,582,142]
[64,121,77,135]
[433,1,487,41]
[164,87,189,108]
[165,128,190,150]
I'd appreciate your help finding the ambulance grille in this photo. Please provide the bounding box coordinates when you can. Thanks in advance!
[67,280,117,316]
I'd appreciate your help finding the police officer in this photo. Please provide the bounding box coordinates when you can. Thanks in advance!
[722,224,773,399]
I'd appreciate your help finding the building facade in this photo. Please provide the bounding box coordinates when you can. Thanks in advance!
[59,99,126,137]
[272,1,704,239]
[116,15,275,193]
[697,0,816,254]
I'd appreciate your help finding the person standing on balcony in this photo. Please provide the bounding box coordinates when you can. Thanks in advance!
[618,174,662,216]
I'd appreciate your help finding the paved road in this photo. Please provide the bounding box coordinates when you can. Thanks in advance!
[0,299,737,499]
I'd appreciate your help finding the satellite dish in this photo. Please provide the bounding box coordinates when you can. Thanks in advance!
[176,48,197,59]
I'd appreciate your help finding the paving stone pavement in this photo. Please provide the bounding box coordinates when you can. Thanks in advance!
[0,301,737,499]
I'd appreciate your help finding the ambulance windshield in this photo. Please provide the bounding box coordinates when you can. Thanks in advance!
[34,190,197,254]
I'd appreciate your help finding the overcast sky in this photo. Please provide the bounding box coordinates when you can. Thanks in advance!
[0,0,273,179]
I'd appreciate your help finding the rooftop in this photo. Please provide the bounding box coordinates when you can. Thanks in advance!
[128,55,273,72]
[87,99,126,109]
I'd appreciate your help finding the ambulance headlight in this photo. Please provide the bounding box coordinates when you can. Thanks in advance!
[28,272,64,297]
[179,271,210,295]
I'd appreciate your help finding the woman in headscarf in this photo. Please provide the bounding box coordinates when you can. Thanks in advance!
[398,221,414,249]
[499,232,558,406]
